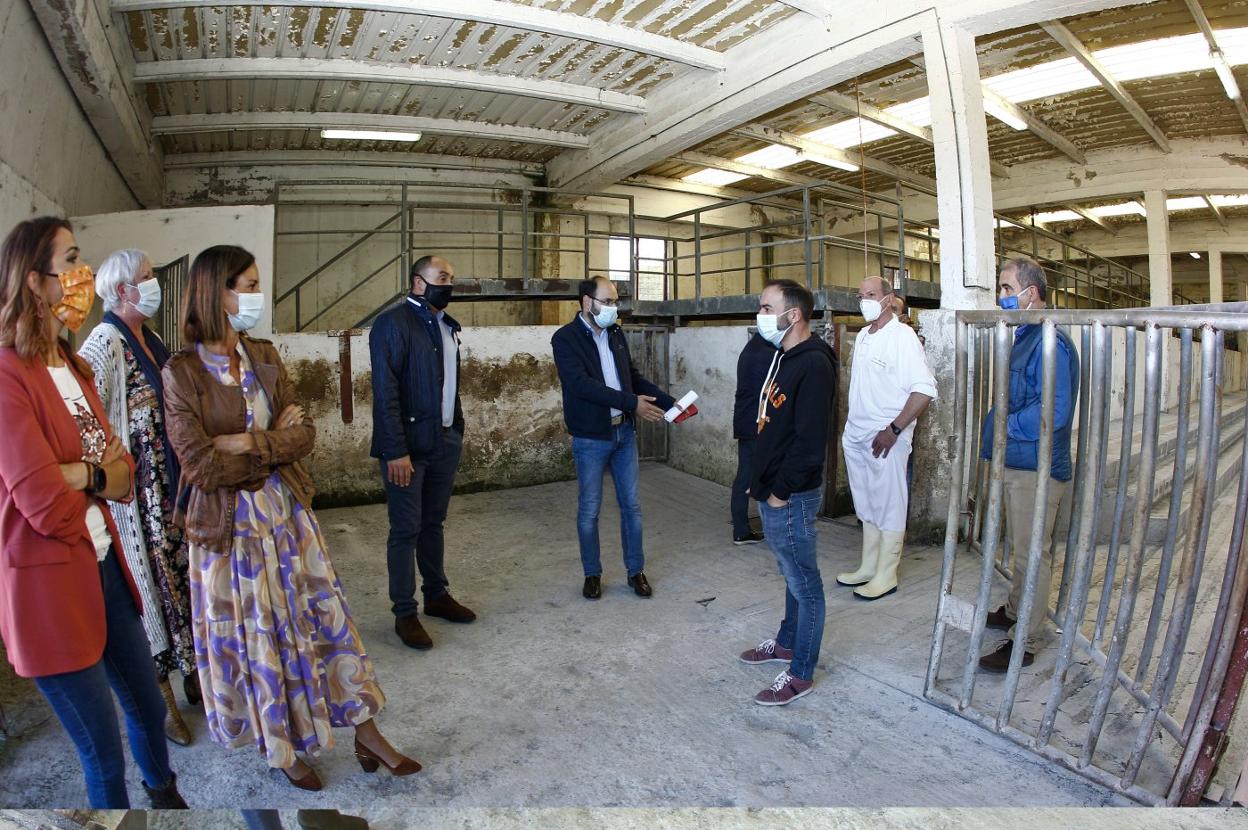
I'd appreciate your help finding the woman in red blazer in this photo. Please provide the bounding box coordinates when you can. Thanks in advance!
[0,217,187,809]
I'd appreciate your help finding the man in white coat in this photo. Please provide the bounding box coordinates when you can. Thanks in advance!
[837,276,937,600]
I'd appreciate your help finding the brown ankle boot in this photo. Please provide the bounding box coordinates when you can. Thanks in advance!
[159,677,193,746]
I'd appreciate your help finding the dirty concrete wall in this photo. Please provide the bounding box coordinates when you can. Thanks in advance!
[270,325,571,505]
[0,0,138,231]
[667,325,753,489]
[70,205,277,336]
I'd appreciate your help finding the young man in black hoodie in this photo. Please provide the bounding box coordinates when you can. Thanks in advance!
[738,279,837,706]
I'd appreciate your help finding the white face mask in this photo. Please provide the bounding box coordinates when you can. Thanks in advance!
[131,279,161,319]
[859,298,883,322]
[591,300,618,329]
[756,310,791,347]
[228,291,265,332]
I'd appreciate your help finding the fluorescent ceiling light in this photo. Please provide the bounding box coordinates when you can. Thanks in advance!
[1190,251,1202,259]
[682,168,748,186]
[320,128,422,142]
[982,98,1027,130]
[1212,49,1241,100]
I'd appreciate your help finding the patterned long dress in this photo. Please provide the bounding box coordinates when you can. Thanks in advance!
[189,344,384,769]
[121,338,197,679]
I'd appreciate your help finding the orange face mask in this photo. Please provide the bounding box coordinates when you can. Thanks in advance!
[49,265,95,333]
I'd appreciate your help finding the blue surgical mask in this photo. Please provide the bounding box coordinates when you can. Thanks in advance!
[998,295,1019,310]
[228,291,265,332]
[592,300,618,328]
[132,279,162,319]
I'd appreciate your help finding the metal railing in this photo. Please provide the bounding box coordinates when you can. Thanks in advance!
[925,302,1248,805]
[272,181,639,332]
[154,255,188,352]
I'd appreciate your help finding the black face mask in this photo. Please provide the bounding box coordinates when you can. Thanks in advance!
[422,282,453,310]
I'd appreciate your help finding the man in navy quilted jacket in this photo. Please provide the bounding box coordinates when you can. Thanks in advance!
[370,255,477,651]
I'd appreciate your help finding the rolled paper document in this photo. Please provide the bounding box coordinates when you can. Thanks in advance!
[664,390,698,422]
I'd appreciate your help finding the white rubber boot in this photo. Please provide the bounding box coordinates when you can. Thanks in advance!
[854,529,903,600]
[837,522,881,586]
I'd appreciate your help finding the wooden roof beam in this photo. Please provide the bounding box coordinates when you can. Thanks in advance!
[1183,0,1248,136]
[1203,195,1229,230]
[980,85,1087,164]
[1040,20,1171,153]
[1068,204,1119,235]
[134,57,648,114]
[111,0,724,71]
[732,122,937,191]
[810,90,1010,178]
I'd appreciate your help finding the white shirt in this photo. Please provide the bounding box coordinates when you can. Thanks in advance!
[47,365,113,561]
[845,316,938,443]
[437,311,458,428]
[581,314,622,418]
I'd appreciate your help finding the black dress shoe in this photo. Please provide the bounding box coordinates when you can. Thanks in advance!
[985,605,1017,631]
[979,641,1034,673]
[627,572,653,597]
[582,575,602,600]
[424,593,477,623]
[395,614,433,650]
[733,531,765,545]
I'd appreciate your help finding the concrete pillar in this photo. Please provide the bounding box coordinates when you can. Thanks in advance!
[906,18,998,540]
[1145,190,1172,307]
[1209,250,1223,304]
[1143,190,1177,408]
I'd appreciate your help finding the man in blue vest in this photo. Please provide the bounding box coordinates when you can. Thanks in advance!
[551,277,677,600]
[979,256,1080,672]
[370,255,476,651]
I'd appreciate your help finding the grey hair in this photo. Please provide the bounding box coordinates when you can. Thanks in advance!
[1001,256,1047,302]
[95,249,150,311]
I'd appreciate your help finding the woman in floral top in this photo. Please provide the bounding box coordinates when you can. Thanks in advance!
[161,245,419,792]
[80,249,199,746]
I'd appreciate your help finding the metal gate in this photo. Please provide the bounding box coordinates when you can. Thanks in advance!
[154,255,188,352]
[624,325,671,462]
[925,303,1248,805]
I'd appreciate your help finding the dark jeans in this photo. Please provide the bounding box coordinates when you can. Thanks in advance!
[758,488,826,681]
[33,549,173,808]
[381,428,463,618]
[571,421,644,578]
[242,812,283,830]
[731,439,756,538]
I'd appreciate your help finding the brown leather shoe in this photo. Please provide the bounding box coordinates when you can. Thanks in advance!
[985,605,1016,631]
[979,641,1034,673]
[423,593,477,623]
[395,614,433,650]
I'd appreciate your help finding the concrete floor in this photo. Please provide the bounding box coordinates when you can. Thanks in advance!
[0,464,1197,814]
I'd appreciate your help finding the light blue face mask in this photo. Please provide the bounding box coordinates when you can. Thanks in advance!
[592,300,618,328]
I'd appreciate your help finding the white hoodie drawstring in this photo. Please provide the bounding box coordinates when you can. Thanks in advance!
[756,349,784,433]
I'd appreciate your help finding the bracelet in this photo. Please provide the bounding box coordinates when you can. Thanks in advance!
[82,461,98,494]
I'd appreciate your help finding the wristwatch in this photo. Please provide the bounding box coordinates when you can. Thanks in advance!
[888,422,902,436]
[84,462,106,495]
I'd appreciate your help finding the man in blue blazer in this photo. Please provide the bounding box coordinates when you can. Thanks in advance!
[370,255,476,650]
[551,277,677,600]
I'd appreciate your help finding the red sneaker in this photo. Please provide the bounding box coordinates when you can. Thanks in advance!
[753,669,814,706]
[739,638,793,665]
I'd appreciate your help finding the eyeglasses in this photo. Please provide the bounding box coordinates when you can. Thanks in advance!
[593,297,619,307]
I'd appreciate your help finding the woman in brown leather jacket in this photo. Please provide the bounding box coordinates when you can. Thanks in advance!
[161,245,419,792]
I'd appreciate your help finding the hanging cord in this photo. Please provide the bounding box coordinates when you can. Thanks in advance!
[856,76,869,280]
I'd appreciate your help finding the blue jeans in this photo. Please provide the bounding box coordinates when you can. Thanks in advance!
[33,549,173,808]
[731,439,756,538]
[758,489,826,681]
[381,428,463,618]
[572,421,644,578]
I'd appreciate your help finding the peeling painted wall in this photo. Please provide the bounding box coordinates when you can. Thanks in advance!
[0,0,137,230]
[271,325,571,506]
[667,325,752,490]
